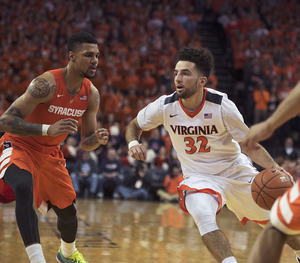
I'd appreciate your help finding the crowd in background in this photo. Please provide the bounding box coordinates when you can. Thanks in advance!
[1,0,300,200]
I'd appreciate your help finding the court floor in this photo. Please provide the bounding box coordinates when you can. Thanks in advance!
[0,198,297,262]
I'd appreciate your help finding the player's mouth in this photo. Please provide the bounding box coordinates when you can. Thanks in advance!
[89,67,97,73]
[176,85,184,91]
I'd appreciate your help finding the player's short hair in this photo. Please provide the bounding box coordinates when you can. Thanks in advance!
[177,47,214,78]
[67,31,97,53]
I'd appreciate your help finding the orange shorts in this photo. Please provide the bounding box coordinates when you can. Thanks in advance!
[0,134,76,214]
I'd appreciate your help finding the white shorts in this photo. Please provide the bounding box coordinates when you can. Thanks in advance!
[178,154,270,225]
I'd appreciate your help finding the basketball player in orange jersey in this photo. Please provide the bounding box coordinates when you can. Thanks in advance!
[245,81,300,263]
[0,31,109,263]
[126,46,300,263]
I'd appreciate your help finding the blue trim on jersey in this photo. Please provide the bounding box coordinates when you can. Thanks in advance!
[206,91,222,105]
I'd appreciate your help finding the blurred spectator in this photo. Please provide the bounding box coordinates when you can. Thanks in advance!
[109,123,126,152]
[114,162,149,201]
[97,148,124,199]
[253,81,270,124]
[154,146,173,172]
[277,137,298,161]
[139,69,157,95]
[267,85,279,116]
[70,151,98,198]
[148,128,165,154]
[61,136,78,174]
[156,165,184,202]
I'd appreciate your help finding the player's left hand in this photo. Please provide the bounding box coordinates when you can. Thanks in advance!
[95,128,109,145]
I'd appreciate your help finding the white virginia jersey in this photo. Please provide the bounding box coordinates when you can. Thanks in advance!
[137,88,250,176]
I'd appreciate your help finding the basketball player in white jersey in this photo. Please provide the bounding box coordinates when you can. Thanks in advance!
[126,47,300,263]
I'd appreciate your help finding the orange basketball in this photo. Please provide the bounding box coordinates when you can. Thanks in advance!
[251,169,293,210]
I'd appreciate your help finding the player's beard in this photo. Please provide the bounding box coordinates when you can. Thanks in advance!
[83,69,96,79]
[177,79,198,99]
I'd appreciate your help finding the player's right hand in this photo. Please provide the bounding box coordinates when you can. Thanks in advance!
[47,118,78,136]
[128,144,147,161]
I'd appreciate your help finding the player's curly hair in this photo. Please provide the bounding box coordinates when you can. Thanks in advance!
[177,47,214,78]
[67,31,97,53]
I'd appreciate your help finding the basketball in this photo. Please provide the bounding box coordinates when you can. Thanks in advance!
[251,168,293,210]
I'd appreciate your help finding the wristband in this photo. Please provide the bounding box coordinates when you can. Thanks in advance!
[42,124,50,136]
[128,140,139,149]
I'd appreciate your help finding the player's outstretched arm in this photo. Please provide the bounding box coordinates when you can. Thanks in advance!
[244,81,300,148]
[0,73,77,136]
[126,117,147,161]
[80,84,109,151]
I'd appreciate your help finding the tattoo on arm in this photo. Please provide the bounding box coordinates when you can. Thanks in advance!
[0,107,42,136]
[28,78,51,98]
[94,89,100,107]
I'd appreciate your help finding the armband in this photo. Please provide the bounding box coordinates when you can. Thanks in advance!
[128,140,139,149]
[42,124,50,136]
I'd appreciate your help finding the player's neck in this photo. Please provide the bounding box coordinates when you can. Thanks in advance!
[61,66,84,92]
[181,88,204,111]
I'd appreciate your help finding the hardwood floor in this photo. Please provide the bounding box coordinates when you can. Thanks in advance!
[0,199,297,262]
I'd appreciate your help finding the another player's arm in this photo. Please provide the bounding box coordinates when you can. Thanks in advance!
[126,117,147,161]
[80,84,109,151]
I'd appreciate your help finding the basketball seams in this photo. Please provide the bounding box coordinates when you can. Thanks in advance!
[251,169,293,210]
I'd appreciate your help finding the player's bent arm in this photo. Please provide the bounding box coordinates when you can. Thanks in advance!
[0,73,56,136]
[126,118,143,144]
[80,85,109,151]
[126,118,147,161]
[239,142,279,170]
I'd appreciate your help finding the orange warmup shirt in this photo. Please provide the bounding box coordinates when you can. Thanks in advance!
[0,69,90,213]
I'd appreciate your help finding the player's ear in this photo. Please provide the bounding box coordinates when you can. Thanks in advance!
[198,76,207,86]
[69,51,75,61]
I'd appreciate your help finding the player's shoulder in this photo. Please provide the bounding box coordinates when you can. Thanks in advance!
[163,92,179,105]
[87,82,100,107]
[205,88,228,105]
[26,71,57,101]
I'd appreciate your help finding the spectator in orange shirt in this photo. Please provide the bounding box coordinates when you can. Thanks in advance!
[92,70,106,92]
[156,165,184,202]
[253,81,270,124]
[126,86,138,108]
[125,68,140,89]
[103,88,120,116]
[139,69,157,95]
[142,54,156,75]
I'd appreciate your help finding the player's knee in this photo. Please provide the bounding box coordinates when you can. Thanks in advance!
[57,204,77,222]
[185,192,220,236]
